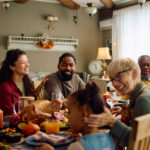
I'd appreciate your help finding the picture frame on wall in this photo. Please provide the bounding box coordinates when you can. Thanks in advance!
[106,39,112,49]
[106,39,112,57]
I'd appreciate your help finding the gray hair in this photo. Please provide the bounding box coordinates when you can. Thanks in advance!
[107,58,141,80]
[138,55,150,65]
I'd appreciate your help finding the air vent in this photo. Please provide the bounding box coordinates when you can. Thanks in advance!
[7,36,79,51]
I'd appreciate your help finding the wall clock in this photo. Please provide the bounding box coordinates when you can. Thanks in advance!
[88,60,102,75]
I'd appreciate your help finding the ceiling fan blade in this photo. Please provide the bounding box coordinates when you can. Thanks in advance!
[15,0,28,3]
[100,0,114,9]
[58,0,80,9]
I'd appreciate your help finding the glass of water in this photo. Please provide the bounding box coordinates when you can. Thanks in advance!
[51,93,62,101]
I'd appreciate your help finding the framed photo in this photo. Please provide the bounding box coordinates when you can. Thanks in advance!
[106,39,112,49]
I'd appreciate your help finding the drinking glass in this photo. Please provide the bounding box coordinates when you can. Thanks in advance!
[51,93,62,101]
[13,96,35,114]
[45,121,60,133]
[107,99,116,108]
[103,93,111,102]
[13,99,24,115]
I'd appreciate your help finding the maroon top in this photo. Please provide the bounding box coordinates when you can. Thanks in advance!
[0,78,22,116]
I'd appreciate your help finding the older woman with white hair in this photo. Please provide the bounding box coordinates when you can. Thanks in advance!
[84,58,150,146]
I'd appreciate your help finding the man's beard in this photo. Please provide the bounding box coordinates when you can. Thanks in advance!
[58,70,73,81]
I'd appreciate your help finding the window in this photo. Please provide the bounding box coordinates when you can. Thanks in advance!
[112,2,150,62]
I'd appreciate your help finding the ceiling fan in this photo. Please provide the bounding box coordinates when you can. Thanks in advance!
[15,0,28,3]
[100,0,114,9]
[57,0,114,10]
[0,0,28,9]
[0,0,80,9]
[0,0,114,10]
[57,0,80,9]
[0,0,28,3]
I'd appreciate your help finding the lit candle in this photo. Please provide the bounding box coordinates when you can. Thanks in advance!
[0,110,3,128]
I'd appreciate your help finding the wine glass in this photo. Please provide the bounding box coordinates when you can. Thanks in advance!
[107,99,116,108]
[51,93,62,101]
[13,98,24,115]
[13,96,35,114]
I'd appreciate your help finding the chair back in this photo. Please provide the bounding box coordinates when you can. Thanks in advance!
[34,81,44,100]
[142,80,150,90]
[128,113,150,150]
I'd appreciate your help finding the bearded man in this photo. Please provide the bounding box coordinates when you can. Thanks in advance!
[44,53,85,100]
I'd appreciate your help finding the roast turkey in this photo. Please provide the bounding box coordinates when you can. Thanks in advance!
[19,99,63,123]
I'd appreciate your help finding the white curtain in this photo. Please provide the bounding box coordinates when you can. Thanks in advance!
[112,2,150,62]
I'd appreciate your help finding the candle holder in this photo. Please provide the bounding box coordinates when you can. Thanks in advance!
[47,16,58,30]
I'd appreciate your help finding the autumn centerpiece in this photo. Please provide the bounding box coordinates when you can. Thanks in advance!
[37,33,54,50]
[38,39,54,49]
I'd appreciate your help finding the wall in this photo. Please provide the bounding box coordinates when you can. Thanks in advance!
[0,1,102,73]
[102,29,112,46]
[102,29,112,65]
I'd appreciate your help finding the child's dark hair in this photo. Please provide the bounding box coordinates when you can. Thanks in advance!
[70,81,105,114]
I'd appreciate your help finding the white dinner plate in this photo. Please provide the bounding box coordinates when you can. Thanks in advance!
[25,133,74,147]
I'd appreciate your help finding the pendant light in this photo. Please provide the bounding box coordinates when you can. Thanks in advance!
[85,2,97,16]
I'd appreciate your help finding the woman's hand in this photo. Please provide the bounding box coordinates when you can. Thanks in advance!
[84,106,117,128]
[110,106,122,116]
[33,74,50,98]
[35,143,55,150]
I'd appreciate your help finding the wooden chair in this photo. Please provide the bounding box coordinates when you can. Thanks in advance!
[33,80,44,100]
[128,113,150,150]
[142,80,150,90]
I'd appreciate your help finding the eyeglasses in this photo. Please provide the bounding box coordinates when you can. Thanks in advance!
[110,69,132,82]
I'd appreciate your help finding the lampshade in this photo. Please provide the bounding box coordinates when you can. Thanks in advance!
[47,16,54,21]
[96,47,111,60]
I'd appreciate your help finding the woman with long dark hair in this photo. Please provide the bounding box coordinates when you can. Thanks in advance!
[0,49,47,116]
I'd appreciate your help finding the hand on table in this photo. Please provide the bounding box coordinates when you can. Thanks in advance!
[35,143,55,150]
[84,106,117,128]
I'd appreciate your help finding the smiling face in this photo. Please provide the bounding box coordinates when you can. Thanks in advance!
[107,58,141,95]
[67,96,85,133]
[9,54,29,76]
[58,56,76,76]
[110,69,137,95]
[139,57,150,77]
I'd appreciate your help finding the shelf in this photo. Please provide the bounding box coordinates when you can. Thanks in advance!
[7,36,79,52]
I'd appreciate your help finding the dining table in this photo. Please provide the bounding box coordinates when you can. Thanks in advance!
[1,121,73,150]
[8,128,109,150]
[6,127,73,150]
[12,142,70,150]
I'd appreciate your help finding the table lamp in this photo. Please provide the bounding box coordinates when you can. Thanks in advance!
[96,47,111,76]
